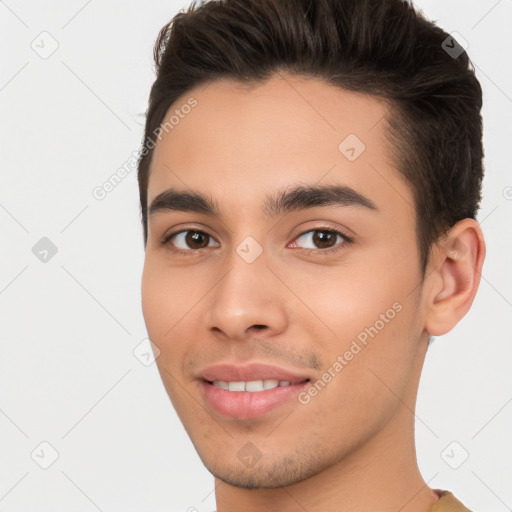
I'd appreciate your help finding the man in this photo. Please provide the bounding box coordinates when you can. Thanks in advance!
[136,0,485,510]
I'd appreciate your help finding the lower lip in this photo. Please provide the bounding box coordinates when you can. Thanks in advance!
[201,380,309,419]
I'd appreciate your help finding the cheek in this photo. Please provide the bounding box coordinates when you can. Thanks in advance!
[141,256,204,338]
[141,256,217,386]
[285,258,405,343]
[141,260,167,338]
[294,306,419,454]
[288,260,419,406]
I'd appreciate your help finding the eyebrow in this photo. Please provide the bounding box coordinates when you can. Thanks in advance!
[148,184,378,219]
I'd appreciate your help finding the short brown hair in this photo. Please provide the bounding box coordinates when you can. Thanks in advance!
[137,0,484,274]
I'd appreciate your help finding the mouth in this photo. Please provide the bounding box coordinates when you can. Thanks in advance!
[197,363,312,419]
[201,379,311,419]
[204,378,310,392]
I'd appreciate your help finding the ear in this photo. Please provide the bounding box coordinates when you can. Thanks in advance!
[424,218,486,336]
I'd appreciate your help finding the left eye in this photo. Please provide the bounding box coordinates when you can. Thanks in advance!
[290,229,349,251]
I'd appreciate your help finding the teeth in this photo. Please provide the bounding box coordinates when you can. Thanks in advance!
[211,379,293,392]
[245,380,265,392]
[263,379,279,389]
[228,381,245,392]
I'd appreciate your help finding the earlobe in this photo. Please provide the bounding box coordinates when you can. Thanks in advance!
[424,219,486,336]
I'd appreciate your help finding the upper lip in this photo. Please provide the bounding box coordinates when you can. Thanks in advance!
[198,363,311,384]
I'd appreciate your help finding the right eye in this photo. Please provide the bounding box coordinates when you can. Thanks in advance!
[162,229,220,254]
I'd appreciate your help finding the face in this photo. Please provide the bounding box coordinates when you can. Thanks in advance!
[141,73,429,489]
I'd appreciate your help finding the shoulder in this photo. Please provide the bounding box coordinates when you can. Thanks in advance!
[429,490,473,512]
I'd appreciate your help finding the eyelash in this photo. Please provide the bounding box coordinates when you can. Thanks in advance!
[160,227,354,257]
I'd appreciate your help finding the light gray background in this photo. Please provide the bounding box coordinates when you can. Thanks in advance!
[1,0,511,510]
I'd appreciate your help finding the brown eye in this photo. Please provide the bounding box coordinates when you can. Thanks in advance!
[185,231,210,249]
[293,229,347,251]
[165,230,220,252]
[312,230,337,249]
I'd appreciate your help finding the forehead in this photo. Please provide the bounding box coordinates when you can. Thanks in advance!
[147,73,413,217]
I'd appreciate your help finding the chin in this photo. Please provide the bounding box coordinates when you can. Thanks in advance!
[198,445,327,489]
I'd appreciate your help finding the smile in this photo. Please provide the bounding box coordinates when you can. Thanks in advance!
[208,379,308,392]
[201,378,310,419]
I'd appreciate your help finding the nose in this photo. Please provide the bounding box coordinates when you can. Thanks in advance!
[204,250,288,342]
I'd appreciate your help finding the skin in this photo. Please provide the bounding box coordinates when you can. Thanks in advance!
[141,72,486,512]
